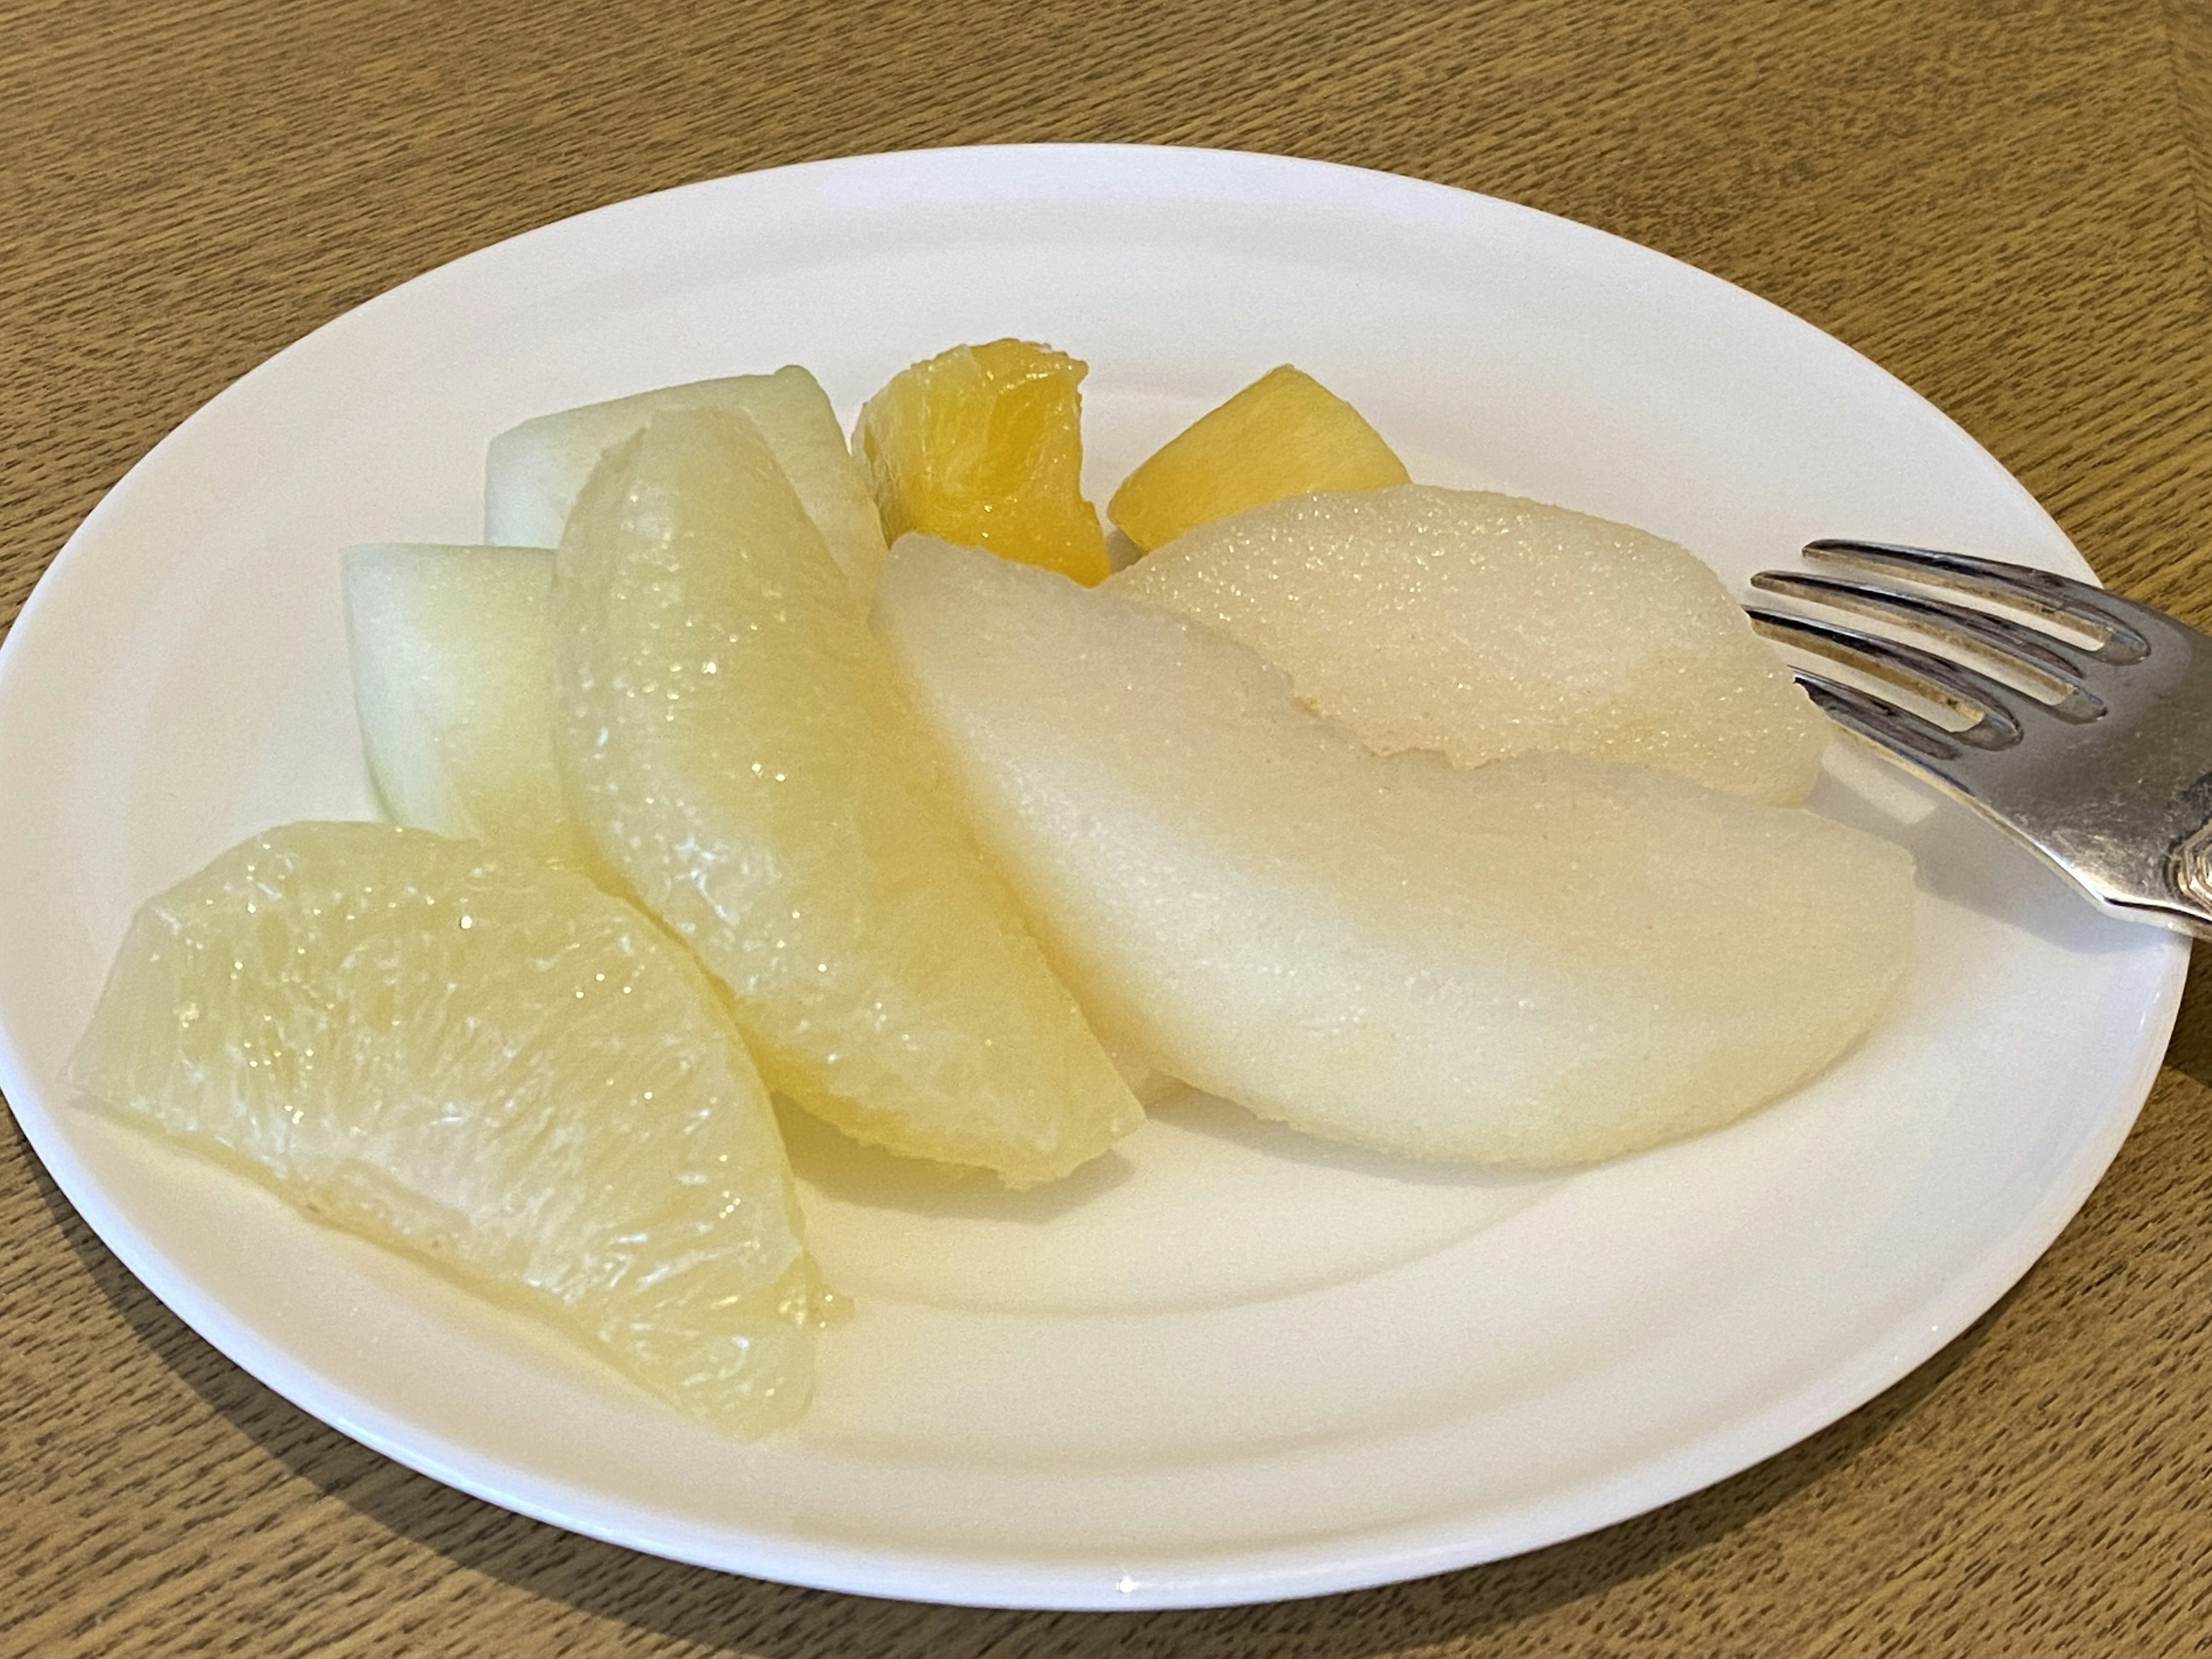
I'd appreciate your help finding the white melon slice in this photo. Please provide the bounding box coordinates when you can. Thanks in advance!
[1108,484,1832,805]
[485,365,886,586]
[872,535,1915,1168]
[341,543,595,871]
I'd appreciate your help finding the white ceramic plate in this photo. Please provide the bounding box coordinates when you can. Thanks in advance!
[0,145,2186,1610]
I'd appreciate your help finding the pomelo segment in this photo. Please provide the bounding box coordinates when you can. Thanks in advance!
[853,339,1110,585]
[872,536,1915,1168]
[67,821,824,1434]
[485,365,885,588]
[1107,365,1409,552]
[342,542,596,872]
[552,408,1140,1186]
[1109,484,1832,805]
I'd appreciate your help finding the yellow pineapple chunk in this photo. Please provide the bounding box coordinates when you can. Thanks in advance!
[1108,365,1411,553]
[853,339,1110,585]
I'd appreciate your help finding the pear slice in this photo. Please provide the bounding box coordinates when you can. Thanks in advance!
[872,535,1914,1169]
[1109,484,1832,805]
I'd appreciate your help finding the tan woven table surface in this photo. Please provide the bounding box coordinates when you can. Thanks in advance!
[9,0,2212,1652]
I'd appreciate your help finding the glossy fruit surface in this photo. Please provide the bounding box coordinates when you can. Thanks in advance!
[1106,365,1408,552]
[554,408,1139,1185]
[68,821,823,1434]
[853,339,1109,584]
[1112,484,1832,805]
[874,536,1914,1168]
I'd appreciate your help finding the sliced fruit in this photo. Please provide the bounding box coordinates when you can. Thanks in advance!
[67,821,825,1434]
[552,407,1141,1186]
[872,536,1915,1169]
[852,339,1109,585]
[485,365,885,588]
[342,542,601,872]
[1110,484,1832,805]
[1106,365,1410,553]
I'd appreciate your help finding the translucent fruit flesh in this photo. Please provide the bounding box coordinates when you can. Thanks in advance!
[552,407,1140,1186]
[1107,365,1411,553]
[342,542,599,872]
[67,821,823,1435]
[853,339,1110,585]
[1110,484,1833,805]
[872,537,1916,1169]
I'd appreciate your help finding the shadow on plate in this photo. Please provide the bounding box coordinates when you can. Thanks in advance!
[776,1098,1138,1221]
[1147,1088,1559,1190]
[779,1086,1555,1222]
[1807,762,2160,956]
[21,1112,2008,1658]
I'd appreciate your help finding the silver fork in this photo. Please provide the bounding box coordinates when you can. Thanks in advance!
[1745,539,2212,938]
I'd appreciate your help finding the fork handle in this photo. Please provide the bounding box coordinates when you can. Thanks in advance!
[2158,822,2212,937]
[1996,786,2212,939]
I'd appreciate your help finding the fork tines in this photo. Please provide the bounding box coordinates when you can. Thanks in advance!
[1744,539,2140,757]
[1744,538,2212,935]
[1790,539,2146,662]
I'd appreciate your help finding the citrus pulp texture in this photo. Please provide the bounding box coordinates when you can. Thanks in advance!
[486,365,886,589]
[852,339,1110,585]
[552,408,1140,1186]
[67,821,823,1434]
[1106,365,1410,552]
[873,537,1916,1169]
[342,543,600,872]
[1111,484,1833,805]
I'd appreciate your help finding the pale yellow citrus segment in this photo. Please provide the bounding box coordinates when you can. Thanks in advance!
[1111,485,1833,806]
[552,407,1141,1186]
[853,339,1111,585]
[66,821,823,1435]
[1107,366,1411,553]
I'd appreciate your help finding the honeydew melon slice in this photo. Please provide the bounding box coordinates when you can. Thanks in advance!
[486,365,885,588]
[341,542,596,873]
